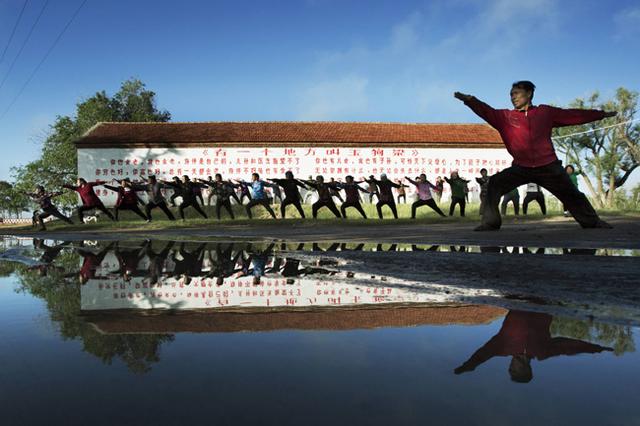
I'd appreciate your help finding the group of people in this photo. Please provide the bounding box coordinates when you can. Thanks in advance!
[25,170,475,230]
[26,80,616,232]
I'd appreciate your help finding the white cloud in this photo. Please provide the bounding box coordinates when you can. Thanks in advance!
[297,75,369,120]
[614,6,640,39]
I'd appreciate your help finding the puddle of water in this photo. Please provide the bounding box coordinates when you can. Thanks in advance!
[0,236,639,424]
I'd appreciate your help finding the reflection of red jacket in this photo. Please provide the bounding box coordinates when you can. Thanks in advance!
[463,99,606,168]
[456,311,612,372]
[64,181,104,206]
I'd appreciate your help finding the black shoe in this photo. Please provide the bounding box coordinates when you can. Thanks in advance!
[474,224,500,232]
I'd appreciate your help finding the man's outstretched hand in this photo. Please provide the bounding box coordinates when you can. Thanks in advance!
[603,111,617,118]
[454,92,473,102]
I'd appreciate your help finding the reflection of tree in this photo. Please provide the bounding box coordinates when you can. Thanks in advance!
[550,317,635,356]
[14,249,173,374]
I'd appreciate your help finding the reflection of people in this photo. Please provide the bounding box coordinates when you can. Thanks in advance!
[454,81,615,231]
[454,310,613,383]
[77,241,115,284]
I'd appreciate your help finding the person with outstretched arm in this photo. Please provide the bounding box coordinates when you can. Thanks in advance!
[25,185,74,231]
[103,178,148,221]
[454,310,613,383]
[198,174,239,220]
[134,175,175,221]
[444,171,469,217]
[475,168,490,216]
[454,81,615,231]
[338,175,369,219]
[239,173,277,219]
[406,174,446,218]
[303,175,342,218]
[63,178,115,222]
[522,183,546,215]
[365,174,400,219]
[268,171,308,218]
[162,175,208,220]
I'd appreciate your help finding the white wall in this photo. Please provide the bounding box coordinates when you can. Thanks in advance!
[78,146,513,205]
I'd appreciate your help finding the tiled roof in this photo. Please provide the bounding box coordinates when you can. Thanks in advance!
[87,304,507,334]
[76,121,503,148]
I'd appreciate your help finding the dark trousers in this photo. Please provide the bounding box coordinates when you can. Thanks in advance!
[179,199,208,220]
[397,194,406,204]
[195,193,204,206]
[146,200,175,221]
[368,192,378,203]
[312,200,341,218]
[115,204,148,221]
[37,207,74,229]
[77,201,115,222]
[340,201,367,219]
[501,193,520,215]
[281,198,305,218]
[376,200,398,219]
[170,193,181,206]
[411,198,445,218]
[239,192,252,204]
[449,196,466,216]
[482,160,601,229]
[246,198,276,218]
[479,194,487,216]
[216,199,235,219]
[523,192,546,215]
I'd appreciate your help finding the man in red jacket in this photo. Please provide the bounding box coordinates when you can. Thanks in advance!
[454,81,616,231]
[454,310,613,383]
[63,178,116,222]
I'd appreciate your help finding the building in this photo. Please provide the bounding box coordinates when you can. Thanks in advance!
[75,121,511,204]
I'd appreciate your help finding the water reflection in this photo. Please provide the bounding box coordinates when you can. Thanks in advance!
[454,310,613,383]
[0,237,637,379]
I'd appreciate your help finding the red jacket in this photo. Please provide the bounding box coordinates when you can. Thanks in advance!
[464,98,606,168]
[64,181,104,206]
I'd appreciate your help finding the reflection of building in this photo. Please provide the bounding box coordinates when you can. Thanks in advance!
[75,122,510,205]
[85,304,507,334]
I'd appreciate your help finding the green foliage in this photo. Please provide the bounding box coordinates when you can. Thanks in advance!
[11,79,171,211]
[550,316,635,356]
[13,246,173,373]
[553,88,639,208]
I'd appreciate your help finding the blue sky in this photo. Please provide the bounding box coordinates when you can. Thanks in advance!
[0,0,638,181]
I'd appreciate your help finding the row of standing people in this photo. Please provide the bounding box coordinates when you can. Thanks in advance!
[25,163,581,230]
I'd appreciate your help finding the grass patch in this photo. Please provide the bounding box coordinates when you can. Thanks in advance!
[4,200,637,234]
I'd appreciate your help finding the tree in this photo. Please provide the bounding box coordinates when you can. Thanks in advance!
[553,88,639,209]
[0,180,29,218]
[12,79,170,209]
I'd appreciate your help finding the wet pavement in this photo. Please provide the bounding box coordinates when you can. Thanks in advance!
[1,236,639,425]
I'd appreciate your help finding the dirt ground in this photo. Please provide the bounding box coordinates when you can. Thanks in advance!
[5,215,640,249]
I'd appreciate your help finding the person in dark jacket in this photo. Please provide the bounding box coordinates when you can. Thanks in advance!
[454,310,613,383]
[268,171,308,218]
[25,185,74,230]
[198,174,240,220]
[523,183,546,215]
[134,175,175,221]
[303,175,342,218]
[455,81,615,231]
[338,175,369,219]
[475,168,490,216]
[103,179,148,221]
[63,178,115,222]
[366,174,401,219]
[163,176,208,220]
